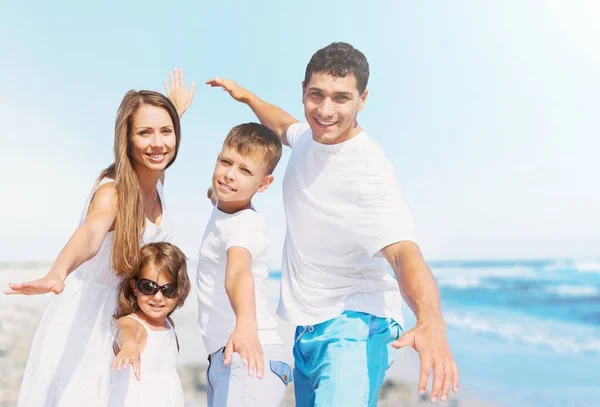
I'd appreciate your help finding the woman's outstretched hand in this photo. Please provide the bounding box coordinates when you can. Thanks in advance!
[164,68,196,118]
[4,271,65,295]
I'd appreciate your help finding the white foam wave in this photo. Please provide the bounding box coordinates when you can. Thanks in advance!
[574,259,600,274]
[444,312,600,357]
[545,285,599,298]
[435,275,503,291]
[431,265,539,280]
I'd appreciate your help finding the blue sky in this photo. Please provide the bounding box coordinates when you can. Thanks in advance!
[2,1,598,267]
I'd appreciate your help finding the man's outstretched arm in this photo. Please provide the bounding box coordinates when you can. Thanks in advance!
[381,241,459,404]
[206,77,299,146]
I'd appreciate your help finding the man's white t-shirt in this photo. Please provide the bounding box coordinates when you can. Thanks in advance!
[196,207,282,355]
[277,122,418,327]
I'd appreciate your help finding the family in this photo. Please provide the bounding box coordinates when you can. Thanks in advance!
[5,42,459,407]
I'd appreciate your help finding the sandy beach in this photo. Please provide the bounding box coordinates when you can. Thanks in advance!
[0,264,496,407]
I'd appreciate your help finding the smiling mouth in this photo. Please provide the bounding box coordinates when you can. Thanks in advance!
[146,152,167,162]
[217,181,237,192]
[148,303,164,310]
[314,118,339,127]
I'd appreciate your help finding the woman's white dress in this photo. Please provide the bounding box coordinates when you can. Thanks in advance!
[17,178,172,407]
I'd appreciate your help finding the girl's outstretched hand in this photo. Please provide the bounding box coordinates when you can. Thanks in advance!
[4,271,65,295]
[112,344,141,381]
[164,67,196,118]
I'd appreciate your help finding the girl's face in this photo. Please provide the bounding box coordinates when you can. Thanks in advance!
[130,264,178,325]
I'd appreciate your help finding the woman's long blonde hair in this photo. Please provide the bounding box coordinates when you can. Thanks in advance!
[99,90,181,277]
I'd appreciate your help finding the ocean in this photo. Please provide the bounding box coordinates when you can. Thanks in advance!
[269,257,600,407]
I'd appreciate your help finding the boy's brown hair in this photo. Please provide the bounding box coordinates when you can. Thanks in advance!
[223,122,282,174]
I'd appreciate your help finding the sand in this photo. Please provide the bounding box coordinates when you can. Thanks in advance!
[0,265,497,407]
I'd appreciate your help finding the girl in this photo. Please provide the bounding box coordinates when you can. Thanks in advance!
[4,76,194,407]
[109,242,190,407]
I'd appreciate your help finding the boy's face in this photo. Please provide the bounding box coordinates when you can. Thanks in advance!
[212,146,273,207]
[302,72,368,145]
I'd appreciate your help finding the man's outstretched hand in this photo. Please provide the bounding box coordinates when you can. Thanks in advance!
[206,77,251,103]
[392,318,459,403]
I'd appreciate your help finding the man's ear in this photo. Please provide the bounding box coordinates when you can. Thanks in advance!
[257,174,274,193]
[358,88,368,112]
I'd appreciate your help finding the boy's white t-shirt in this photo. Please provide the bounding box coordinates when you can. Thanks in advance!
[196,207,282,355]
[277,122,418,327]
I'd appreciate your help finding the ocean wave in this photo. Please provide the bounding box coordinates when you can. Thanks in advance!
[444,311,600,357]
[544,284,599,298]
[573,259,600,274]
[431,265,537,277]
[542,258,600,274]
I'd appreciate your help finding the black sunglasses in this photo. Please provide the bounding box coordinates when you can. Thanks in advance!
[134,278,178,299]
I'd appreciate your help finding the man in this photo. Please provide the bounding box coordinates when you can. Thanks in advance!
[205,42,459,406]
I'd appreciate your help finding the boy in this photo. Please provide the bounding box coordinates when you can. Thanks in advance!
[196,123,291,407]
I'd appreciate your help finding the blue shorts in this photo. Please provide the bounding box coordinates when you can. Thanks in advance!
[293,311,402,407]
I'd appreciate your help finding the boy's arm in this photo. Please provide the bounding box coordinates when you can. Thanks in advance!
[112,316,144,380]
[206,77,298,147]
[381,241,459,403]
[223,246,264,378]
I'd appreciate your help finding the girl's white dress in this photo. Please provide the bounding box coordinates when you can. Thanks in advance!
[108,314,184,407]
[17,178,172,407]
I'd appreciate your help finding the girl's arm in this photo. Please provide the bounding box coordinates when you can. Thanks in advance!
[223,247,264,379]
[112,316,145,381]
[4,183,117,296]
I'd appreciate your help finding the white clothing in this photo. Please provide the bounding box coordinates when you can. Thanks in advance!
[277,122,418,327]
[196,207,282,355]
[17,177,172,407]
[108,314,184,407]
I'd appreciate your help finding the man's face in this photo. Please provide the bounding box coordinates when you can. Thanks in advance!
[302,72,368,145]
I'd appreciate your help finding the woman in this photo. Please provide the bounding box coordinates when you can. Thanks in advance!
[5,73,195,406]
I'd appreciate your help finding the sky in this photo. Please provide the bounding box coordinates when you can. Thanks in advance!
[1,1,599,268]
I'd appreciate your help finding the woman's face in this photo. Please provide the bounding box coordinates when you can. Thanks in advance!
[129,105,176,172]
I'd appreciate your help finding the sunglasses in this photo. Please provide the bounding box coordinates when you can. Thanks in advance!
[134,278,178,299]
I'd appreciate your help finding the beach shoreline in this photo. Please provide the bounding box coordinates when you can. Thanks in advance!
[1,266,497,407]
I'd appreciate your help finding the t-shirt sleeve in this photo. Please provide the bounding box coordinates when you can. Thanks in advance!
[350,160,418,257]
[285,122,311,147]
[223,212,269,260]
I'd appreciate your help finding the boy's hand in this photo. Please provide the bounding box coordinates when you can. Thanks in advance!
[112,343,141,381]
[206,77,251,103]
[4,270,65,295]
[164,68,196,117]
[223,322,264,378]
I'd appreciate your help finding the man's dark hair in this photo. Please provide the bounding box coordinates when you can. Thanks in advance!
[304,42,370,94]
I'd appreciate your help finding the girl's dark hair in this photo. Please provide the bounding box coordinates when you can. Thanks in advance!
[114,242,190,319]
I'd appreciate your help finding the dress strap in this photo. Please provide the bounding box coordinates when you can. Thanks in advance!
[166,316,180,352]
[125,314,151,335]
